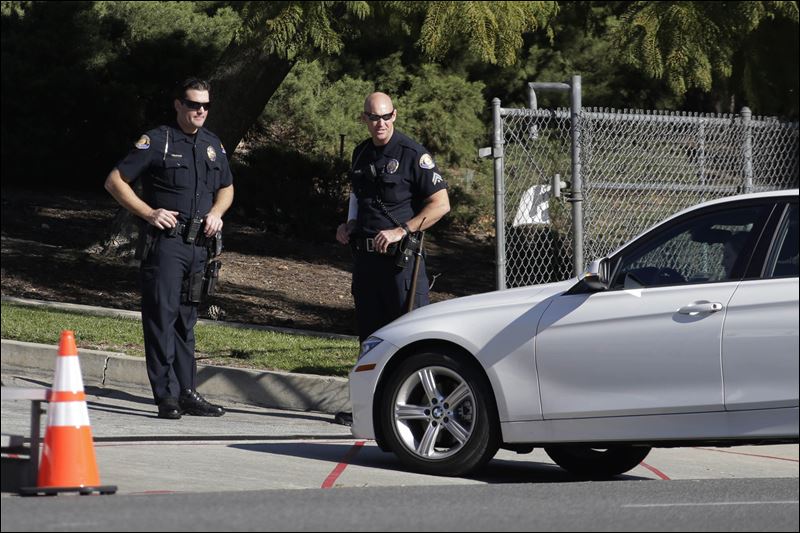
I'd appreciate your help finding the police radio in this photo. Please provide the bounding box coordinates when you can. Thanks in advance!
[395,231,420,268]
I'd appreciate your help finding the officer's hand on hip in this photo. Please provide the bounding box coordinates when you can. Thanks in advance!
[375,227,406,254]
[148,208,180,230]
[204,213,224,237]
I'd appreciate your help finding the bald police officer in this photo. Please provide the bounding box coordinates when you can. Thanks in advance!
[335,92,450,424]
[105,78,234,419]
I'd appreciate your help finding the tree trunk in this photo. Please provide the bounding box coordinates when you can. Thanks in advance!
[89,41,295,258]
[205,39,296,153]
[89,180,145,259]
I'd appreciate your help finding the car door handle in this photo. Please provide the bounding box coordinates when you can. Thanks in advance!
[677,301,724,315]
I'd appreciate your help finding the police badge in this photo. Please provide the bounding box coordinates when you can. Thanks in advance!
[207,145,217,162]
[386,159,399,174]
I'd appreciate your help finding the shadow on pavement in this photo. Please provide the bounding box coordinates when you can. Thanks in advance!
[229,441,650,484]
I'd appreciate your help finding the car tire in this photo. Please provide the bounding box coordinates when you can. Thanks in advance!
[380,351,499,476]
[544,445,652,478]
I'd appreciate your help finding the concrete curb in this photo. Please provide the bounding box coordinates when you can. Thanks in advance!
[1,339,350,414]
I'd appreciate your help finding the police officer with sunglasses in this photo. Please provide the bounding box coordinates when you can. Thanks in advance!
[104,78,234,419]
[335,92,450,425]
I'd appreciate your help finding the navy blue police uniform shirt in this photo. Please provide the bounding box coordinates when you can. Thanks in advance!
[116,124,233,223]
[350,129,447,237]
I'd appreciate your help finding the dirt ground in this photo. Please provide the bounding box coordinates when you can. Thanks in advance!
[1,188,496,336]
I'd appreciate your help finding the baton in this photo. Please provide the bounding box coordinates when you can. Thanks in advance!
[404,231,425,314]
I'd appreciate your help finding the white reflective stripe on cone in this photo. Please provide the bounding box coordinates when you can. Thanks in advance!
[53,356,86,392]
[47,401,92,428]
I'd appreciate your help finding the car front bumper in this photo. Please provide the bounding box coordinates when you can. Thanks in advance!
[349,338,399,440]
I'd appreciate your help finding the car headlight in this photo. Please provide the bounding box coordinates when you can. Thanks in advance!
[358,336,383,361]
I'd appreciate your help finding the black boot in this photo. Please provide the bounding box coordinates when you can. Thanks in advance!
[179,389,225,417]
[157,397,182,419]
[334,411,353,426]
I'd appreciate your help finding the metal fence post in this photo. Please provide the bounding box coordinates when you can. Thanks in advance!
[741,107,753,194]
[698,120,706,202]
[492,98,506,290]
[569,75,584,276]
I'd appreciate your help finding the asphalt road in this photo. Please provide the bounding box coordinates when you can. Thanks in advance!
[2,478,798,531]
[2,373,798,531]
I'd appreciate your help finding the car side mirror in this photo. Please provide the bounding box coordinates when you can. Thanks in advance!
[582,258,610,291]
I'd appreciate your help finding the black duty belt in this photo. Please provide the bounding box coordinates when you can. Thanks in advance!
[159,222,208,246]
[350,237,398,255]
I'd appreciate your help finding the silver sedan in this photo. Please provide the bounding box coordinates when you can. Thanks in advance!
[349,189,799,477]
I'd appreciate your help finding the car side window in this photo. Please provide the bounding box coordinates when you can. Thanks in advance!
[611,205,769,289]
[765,204,798,278]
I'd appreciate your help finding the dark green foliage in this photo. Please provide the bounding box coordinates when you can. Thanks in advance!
[233,141,349,241]
[1,1,238,187]
[735,14,799,117]
[2,0,797,241]
[614,1,799,115]
[240,59,488,237]
[398,64,486,169]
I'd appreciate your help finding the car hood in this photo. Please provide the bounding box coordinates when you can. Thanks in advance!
[373,278,577,350]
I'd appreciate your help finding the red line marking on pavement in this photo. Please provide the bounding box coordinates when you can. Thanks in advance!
[639,461,670,480]
[322,441,365,489]
[692,447,799,462]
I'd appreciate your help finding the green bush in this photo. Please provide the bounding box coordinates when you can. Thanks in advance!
[1,1,239,187]
[252,59,496,237]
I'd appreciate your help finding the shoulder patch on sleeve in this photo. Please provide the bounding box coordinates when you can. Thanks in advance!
[419,153,435,169]
[134,134,151,150]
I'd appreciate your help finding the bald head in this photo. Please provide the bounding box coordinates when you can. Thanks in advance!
[364,92,394,114]
[362,92,396,146]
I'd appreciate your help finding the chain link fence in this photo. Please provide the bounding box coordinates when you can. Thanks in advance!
[500,107,575,287]
[495,100,799,289]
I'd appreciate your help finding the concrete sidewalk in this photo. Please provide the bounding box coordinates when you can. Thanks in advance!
[1,296,352,414]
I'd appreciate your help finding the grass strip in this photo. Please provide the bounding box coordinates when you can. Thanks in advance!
[1,301,358,376]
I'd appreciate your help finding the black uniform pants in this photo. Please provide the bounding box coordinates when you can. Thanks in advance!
[351,252,430,343]
[140,234,207,404]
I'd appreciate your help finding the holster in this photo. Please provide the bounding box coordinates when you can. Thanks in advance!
[136,225,155,262]
[395,232,421,268]
[209,232,223,258]
[203,260,221,298]
[196,231,222,255]
[182,270,205,305]
[181,231,223,304]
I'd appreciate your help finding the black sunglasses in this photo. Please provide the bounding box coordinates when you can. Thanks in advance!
[181,98,211,111]
[364,110,394,122]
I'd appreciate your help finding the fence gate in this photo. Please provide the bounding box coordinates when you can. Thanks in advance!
[488,76,800,290]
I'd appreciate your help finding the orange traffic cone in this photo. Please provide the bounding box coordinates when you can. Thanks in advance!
[19,330,116,496]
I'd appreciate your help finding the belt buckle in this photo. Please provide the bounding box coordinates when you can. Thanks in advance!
[365,238,375,252]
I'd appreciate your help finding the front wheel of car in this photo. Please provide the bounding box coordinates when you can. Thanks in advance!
[544,445,652,478]
[380,351,499,477]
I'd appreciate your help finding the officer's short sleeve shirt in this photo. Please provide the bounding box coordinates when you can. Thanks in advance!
[350,130,447,235]
[116,125,233,221]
